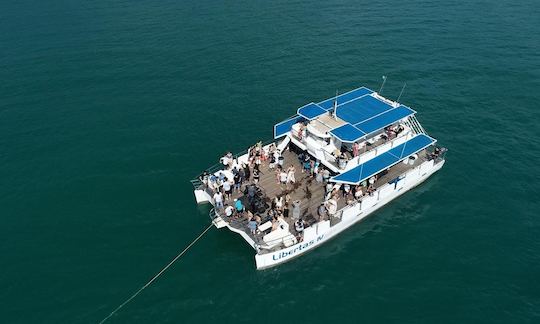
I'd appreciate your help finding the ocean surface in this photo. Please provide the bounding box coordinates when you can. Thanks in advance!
[2,0,540,323]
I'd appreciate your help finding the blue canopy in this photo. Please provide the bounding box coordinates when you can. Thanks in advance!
[317,87,374,110]
[273,86,412,141]
[355,105,415,135]
[274,115,305,139]
[336,95,395,125]
[329,123,366,143]
[330,97,416,143]
[297,103,326,120]
[331,134,435,184]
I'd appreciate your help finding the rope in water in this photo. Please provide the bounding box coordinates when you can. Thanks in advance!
[98,222,214,324]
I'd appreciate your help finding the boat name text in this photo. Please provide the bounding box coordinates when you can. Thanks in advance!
[272,235,325,261]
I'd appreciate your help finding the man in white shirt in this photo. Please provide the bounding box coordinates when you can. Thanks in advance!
[213,191,224,210]
[222,179,232,200]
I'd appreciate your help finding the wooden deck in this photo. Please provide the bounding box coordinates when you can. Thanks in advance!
[226,148,328,232]
[216,143,429,247]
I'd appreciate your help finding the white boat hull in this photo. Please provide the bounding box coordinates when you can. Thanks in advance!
[254,159,444,270]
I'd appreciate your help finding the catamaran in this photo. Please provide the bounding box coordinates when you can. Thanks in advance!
[191,86,446,270]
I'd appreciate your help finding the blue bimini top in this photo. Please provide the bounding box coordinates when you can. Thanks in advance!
[330,134,435,184]
[297,103,327,120]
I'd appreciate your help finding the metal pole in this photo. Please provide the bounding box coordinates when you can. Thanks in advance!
[378,76,387,94]
[397,82,407,102]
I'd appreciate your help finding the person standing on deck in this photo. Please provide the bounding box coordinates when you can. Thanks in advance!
[233,172,241,193]
[208,174,217,193]
[243,163,250,183]
[274,196,284,212]
[213,190,224,210]
[269,153,276,170]
[279,169,287,188]
[286,165,296,185]
[248,218,258,235]
[277,150,284,168]
[313,160,320,176]
[303,157,311,174]
[238,167,245,187]
[292,200,301,220]
[222,178,233,201]
[353,142,359,157]
[283,202,290,218]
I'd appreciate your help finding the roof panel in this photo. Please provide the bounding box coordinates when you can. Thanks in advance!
[331,134,436,184]
[336,95,394,125]
[355,106,415,135]
[329,124,366,143]
[318,87,374,110]
[386,134,435,160]
[274,115,304,139]
[297,103,326,120]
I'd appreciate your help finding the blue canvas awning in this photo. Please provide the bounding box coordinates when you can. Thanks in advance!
[330,102,415,143]
[336,95,395,125]
[317,87,374,110]
[274,115,305,139]
[330,134,436,184]
[355,105,415,135]
[329,124,366,143]
[297,103,327,120]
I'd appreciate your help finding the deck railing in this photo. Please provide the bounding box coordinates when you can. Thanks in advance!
[190,138,276,191]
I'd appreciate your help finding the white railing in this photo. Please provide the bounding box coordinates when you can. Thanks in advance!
[404,115,426,135]
[344,131,414,170]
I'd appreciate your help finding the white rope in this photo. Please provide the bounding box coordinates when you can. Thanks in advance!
[98,223,214,324]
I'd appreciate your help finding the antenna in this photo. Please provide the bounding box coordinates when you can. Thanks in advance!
[378,76,387,94]
[333,89,338,119]
[397,82,407,102]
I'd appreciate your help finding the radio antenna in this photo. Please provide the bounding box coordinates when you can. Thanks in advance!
[378,75,387,94]
[397,82,407,102]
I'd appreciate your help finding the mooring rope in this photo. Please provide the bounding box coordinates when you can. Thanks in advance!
[98,223,214,324]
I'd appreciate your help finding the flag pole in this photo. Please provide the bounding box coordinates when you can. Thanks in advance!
[378,76,387,94]
[397,82,407,102]
[333,89,338,119]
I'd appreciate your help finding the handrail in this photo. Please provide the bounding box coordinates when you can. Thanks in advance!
[209,207,217,221]
[190,138,277,190]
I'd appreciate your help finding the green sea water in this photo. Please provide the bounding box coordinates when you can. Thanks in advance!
[2,0,540,323]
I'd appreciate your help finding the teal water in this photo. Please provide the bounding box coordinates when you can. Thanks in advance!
[2,0,540,323]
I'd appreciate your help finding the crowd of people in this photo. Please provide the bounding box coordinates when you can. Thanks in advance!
[199,140,386,244]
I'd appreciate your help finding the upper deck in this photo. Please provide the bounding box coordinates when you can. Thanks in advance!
[274,87,422,173]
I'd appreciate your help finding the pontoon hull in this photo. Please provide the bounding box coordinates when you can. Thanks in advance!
[254,159,444,270]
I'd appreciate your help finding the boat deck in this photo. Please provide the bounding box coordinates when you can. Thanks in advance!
[211,143,429,250]
[223,148,327,245]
